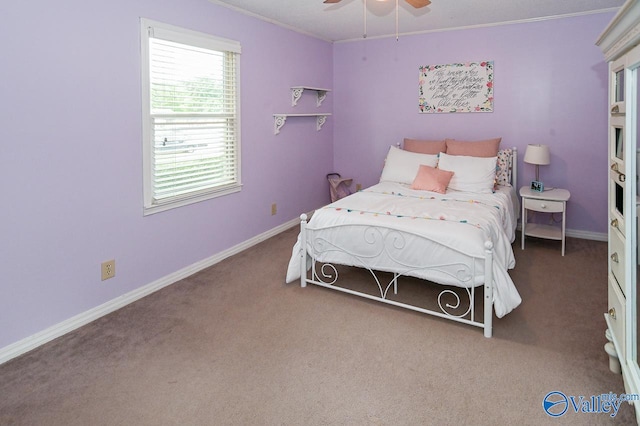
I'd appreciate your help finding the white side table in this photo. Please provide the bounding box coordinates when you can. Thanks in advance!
[520,186,571,256]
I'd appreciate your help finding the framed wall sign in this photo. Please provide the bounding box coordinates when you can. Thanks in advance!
[419,61,494,113]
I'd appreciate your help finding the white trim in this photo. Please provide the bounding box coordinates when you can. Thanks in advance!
[566,228,607,242]
[143,184,243,216]
[141,17,241,53]
[0,217,300,365]
[140,17,242,215]
[596,0,640,62]
[208,0,334,43]
[208,1,619,44]
[337,8,621,43]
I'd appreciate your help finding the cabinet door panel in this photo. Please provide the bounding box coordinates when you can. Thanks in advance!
[608,276,626,359]
[610,227,626,295]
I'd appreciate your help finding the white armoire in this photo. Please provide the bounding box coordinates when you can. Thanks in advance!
[597,0,640,421]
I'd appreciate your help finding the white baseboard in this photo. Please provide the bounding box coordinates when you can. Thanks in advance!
[0,217,301,366]
[566,228,607,242]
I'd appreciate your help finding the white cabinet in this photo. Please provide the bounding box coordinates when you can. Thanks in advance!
[596,0,640,421]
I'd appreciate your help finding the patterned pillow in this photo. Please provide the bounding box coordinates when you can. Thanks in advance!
[495,148,512,187]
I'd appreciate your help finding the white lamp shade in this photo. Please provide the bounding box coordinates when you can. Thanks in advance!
[524,144,551,166]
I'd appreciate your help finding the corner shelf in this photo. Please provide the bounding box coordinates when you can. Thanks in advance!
[273,113,331,135]
[273,86,332,135]
[291,86,331,107]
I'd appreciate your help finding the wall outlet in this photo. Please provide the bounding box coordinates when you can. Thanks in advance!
[356,183,362,191]
[101,260,116,281]
[271,203,277,215]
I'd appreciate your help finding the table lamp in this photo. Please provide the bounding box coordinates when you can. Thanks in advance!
[524,144,550,192]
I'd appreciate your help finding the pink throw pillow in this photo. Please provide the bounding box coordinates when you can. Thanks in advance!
[403,138,447,155]
[445,138,502,157]
[411,165,454,194]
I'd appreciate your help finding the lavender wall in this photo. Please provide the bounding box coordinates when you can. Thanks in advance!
[0,2,615,353]
[0,0,333,349]
[332,13,613,235]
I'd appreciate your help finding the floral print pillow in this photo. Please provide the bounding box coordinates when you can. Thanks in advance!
[495,149,512,187]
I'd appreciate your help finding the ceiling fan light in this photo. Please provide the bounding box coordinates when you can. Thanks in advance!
[405,0,431,8]
[324,0,431,39]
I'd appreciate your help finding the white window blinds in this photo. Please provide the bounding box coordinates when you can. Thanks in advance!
[141,19,241,214]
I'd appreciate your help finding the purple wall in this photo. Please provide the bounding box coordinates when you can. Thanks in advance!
[0,2,615,353]
[332,13,613,236]
[0,0,333,349]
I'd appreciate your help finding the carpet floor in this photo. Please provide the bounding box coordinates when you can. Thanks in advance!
[0,227,636,425]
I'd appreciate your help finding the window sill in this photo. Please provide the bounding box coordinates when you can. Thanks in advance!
[143,183,242,216]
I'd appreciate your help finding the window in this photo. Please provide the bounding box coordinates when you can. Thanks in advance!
[141,19,241,215]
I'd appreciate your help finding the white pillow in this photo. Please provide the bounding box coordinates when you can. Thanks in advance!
[379,146,439,184]
[438,152,497,193]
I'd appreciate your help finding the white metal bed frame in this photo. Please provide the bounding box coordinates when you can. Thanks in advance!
[296,147,518,338]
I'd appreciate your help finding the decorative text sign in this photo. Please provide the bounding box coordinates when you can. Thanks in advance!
[419,61,493,113]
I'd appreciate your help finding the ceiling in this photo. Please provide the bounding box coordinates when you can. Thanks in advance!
[209,0,624,42]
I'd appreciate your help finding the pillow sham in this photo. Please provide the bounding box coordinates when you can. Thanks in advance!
[379,145,439,184]
[410,165,454,194]
[403,138,446,155]
[445,137,501,157]
[438,152,497,194]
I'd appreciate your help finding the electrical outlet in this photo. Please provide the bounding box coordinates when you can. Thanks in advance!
[356,183,362,191]
[101,260,115,281]
[271,203,277,215]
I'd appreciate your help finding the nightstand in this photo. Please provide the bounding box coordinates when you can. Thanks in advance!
[520,186,571,256]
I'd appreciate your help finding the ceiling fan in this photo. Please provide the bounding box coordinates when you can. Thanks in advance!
[323,0,432,39]
[323,0,431,8]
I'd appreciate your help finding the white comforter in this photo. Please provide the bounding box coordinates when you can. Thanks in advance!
[286,182,521,317]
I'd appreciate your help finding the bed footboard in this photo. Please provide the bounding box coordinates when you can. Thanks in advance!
[298,214,494,338]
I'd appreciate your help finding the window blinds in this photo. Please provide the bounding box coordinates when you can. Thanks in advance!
[148,32,239,204]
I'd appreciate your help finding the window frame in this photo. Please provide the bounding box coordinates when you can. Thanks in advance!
[140,18,242,215]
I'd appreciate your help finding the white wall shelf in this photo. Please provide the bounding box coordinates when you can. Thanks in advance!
[273,113,331,135]
[291,86,331,107]
[273,86,332,134]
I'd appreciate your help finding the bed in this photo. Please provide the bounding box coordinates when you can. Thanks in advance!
[286,140,521,337]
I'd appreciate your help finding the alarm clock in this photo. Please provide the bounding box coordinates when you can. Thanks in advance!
[530,180,544,192]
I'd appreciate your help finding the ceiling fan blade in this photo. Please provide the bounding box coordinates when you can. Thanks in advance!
[405,0,431,8]
[323,0,342,3]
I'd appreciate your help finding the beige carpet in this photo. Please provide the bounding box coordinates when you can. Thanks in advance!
[0,227,636,425]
